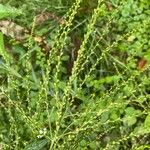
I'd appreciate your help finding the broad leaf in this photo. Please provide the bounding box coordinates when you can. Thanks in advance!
[24,139,48,150]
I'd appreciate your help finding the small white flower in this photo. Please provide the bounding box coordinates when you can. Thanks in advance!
[37,135,43,139]
[37,128,47,138]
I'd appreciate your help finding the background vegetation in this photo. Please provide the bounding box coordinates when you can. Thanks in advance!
[0,0,150,149]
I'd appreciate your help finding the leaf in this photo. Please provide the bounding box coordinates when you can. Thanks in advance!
[0,4,22,19]
[134,145,150,150]
[89,141,97,149]
[123,115,137,126]
[101,111,109,123]
[127,35,136,42]
[0,32,11,62]
[61,55,70,61]
[110,111,119,120]
[122,6,130,17]
[144,112,150,129]
[125,107,136,115]
[80,140,87,147]
[137,58,147,70]
[123,107,140,126]
[24,139,48,150]
[0,32,5,51]
[144,51,150,64]
[0,63,22,78]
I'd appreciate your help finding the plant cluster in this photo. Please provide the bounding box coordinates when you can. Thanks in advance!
[0,0,150,149]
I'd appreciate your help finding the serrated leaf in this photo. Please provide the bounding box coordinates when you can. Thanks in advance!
[0,4,22,19]
[24,139,48,150]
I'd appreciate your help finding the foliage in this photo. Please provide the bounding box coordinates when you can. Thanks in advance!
[0,0,150,149]
[0,4,22,19]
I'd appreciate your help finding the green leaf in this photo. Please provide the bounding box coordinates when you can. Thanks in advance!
[110,111,119,120]
[89,141,97,149]
[0,4,22,19]
[80,140,87,147]
[123,107,140,126]
[0,32,5,51]
[144,51,150,63]
[134,145,150,150]
[144,112,150,129]
[0,32,11,62]
[61,55,70,61]
[127,35,136,42]
[125,107,136,115]
[122,5,130,17]
[101,111,109,123]
[24,139,48,150]
[0,63,22,78]
[123,115,137,126]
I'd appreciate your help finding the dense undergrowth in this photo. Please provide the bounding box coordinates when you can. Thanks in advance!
[0,0,150,149]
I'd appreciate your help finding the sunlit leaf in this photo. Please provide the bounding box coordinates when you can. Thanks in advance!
[0,4,22,19]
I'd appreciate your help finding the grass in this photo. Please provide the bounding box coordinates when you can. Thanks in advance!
[0,0,150,149]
